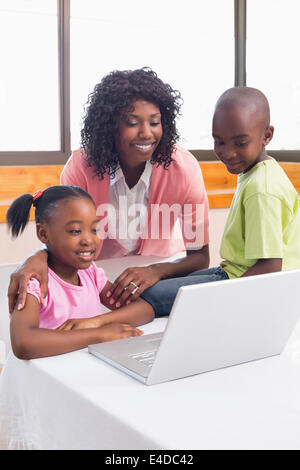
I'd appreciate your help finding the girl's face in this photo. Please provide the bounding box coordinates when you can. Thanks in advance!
[37,197,101,278]
[116,100,163,168]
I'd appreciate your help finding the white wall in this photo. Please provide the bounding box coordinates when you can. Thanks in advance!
[0,222,44,265]
[207,208,228,267]
[0,263,18,366]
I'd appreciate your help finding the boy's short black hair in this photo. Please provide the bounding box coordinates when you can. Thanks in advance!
[215,86,271,128]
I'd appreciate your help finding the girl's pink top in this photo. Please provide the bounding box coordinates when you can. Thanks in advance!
[26,263,107,330]
[60,145,210,258]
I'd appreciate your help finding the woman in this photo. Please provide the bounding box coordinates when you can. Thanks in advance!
[8,68,209,311]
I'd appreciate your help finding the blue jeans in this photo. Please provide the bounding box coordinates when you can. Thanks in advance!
[141,266,229,317]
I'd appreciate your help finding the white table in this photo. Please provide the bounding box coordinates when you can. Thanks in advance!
[1,315,300,450]
[1,254,300,450]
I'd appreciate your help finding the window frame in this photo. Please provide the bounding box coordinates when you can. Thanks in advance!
[192,0,300,162]
[0,0,70,166]
[1,0,299,166]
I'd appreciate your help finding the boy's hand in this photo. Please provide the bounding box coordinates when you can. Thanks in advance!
[242,258,282,277]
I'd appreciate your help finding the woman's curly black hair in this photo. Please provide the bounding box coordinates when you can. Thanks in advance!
[80,67,183,179]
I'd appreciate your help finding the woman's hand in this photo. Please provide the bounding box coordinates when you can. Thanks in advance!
[8,250,48,314]
[105,265,162,307]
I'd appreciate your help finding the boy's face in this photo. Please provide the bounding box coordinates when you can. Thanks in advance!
[212,106,274,174]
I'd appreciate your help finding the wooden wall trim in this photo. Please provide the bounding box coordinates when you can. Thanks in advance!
[1,162,300,222]
[199,161,300,208]
[0,165,64,223]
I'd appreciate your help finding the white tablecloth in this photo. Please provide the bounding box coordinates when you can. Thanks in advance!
[1,316,300,450]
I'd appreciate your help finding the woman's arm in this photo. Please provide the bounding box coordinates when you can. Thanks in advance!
[151,244,210,280]
[241,258,282,277]
[8,249,49,314]
[10,294,143,360]
[106,245,209,307]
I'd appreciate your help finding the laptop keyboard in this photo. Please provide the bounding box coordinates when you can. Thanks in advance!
[129,349,157,367]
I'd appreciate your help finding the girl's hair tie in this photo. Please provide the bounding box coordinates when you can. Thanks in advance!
[32,189,44,201]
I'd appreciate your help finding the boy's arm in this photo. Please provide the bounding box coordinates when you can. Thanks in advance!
[241,193,286,278]
[10,294,142,360]
[241,258,282,277]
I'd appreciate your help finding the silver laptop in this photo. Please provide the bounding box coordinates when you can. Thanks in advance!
[88,269,300,385]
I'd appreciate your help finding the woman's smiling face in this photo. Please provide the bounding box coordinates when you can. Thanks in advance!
[116,99,163,168]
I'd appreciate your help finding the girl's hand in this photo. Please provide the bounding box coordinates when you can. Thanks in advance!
[57,318,144,343]
[8,250,48,314]
[96,322,143,342]
[105,266,161,307]
[57,316,102,331]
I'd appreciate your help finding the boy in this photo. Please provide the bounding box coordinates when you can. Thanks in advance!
[141,86,300,316]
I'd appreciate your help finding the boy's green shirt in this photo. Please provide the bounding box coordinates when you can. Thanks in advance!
[220,157,300,278]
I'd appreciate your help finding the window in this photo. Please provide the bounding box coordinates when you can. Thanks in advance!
[0,0,70,164]
[1,0,300,165]
[70,0,234,152]
[247,0,300,151]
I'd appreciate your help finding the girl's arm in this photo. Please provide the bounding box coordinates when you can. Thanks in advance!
[241,258,282,277]
[57,281,155,332]
[10,293,143,360]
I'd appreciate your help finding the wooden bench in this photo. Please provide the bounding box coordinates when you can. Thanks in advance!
[1,161,300,221]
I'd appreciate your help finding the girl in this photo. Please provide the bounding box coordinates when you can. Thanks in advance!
[8,68,209,312]
[6,185,154,359]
